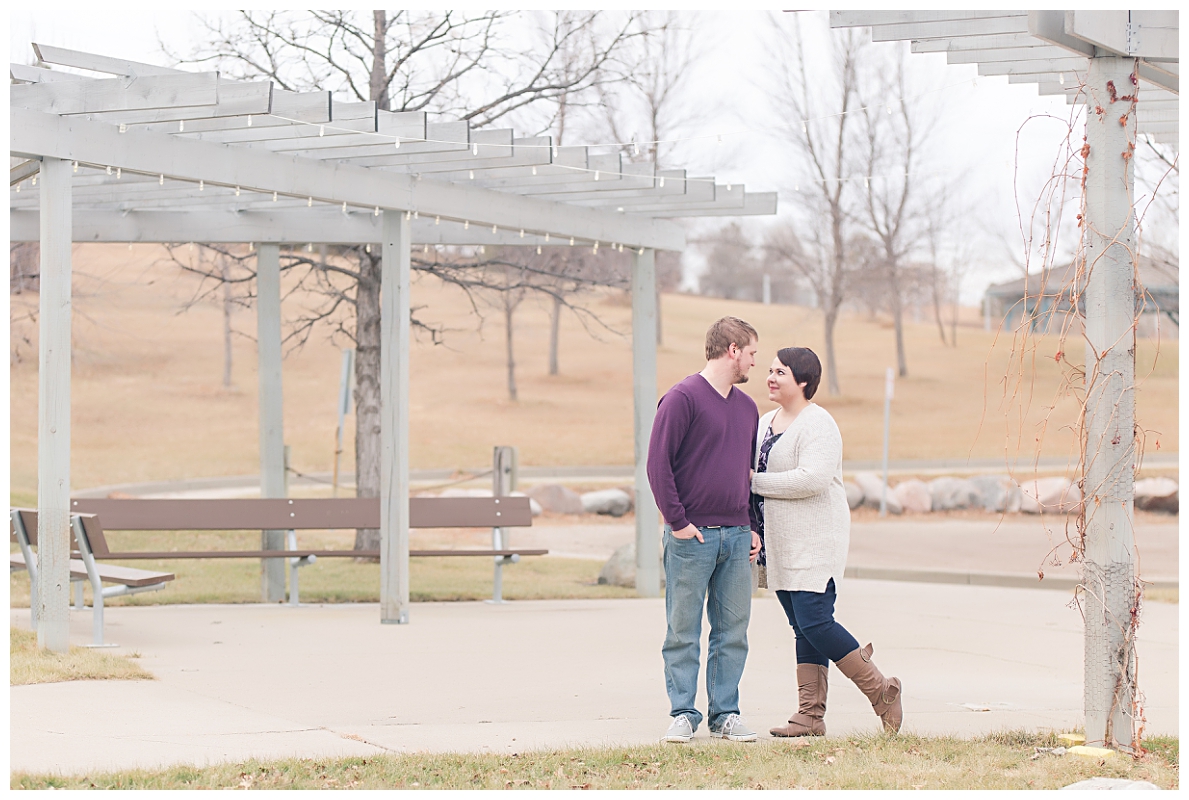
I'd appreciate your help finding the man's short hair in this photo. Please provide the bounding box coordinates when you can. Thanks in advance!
[776,346,822,400]
[705,316,758,360]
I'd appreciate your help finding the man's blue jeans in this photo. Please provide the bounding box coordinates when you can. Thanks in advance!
[662,524,753,731]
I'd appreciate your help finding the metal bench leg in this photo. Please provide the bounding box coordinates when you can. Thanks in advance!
[488,526,505,604]
[73,516,118,648]
[72,579,85,610]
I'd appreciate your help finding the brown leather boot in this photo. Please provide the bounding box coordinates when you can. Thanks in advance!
[835,643,902,733]
[770,663,828,737]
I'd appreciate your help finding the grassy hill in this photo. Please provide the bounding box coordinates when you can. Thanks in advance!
[9,244,1178,496]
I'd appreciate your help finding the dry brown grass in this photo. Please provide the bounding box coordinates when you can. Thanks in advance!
[10,731,1179,790]
[9,627,154,685]
[9,244,1178,496]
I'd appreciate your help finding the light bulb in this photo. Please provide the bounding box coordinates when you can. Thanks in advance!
[119,123,127,133]
[726,184,732,191]
[374,206,380,216]
[435,216,440,225]
[247,116,253,127]
[235,186,241,196]
[594,171,600,181]
[179,120,185,132]
[307,243,313,252]
[569,237,574,246]
[116,168,121,179]
[1058,73,1065,86]
[633,142,640,156]
[394,138,400,149]
[464,220,469,230]
[592,242,599,254]
[423,244,429,253]
[492,224,498,234]
[342,202,347,212]
[308,197,313,206]
[319,125,325,137]
[413,211,418,220]
[544,233,549,242]
[273,192,278,202]
[519,229,524,238]
[472,143,479,156]
[531,166,537,175]
[160,175,165,185]
[106,166,112,175]
[200,180,205,191]
[537,246,542,255]
[469,170,474,180]
[659,177,665,188]
[72,161,78,172]
[366,244,371,253]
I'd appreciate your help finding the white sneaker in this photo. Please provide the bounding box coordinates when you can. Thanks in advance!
[710,713,758,742]
[662,714,695,743]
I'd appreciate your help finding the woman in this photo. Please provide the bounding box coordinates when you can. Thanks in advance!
[750,346,903,737]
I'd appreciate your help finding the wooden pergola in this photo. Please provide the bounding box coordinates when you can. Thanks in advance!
[830,10,1179,754]
[10,46,775,645]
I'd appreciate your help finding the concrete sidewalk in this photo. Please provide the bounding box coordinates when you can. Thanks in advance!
[10,580,1178,776]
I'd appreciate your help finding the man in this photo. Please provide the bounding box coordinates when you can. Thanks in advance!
[647,316,762,743]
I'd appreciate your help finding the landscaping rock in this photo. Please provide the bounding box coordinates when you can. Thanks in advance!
[581,488,633,517]
[1134,477,1178,514]
[853,471,901,514]
[1020,477,1082,514]
[929,477,981,510]
[1060,777,1160,790]
[969,474,1023,513]
[527,483,585,515]
[844,481,864,511]
[892,479,932,513]
[598,542,664,590]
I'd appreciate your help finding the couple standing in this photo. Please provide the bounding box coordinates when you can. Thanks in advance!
[646,316,903,743]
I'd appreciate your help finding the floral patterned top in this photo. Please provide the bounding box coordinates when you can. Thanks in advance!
[748,424,783,567]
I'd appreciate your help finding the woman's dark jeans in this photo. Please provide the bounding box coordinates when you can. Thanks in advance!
[775,578,860,666]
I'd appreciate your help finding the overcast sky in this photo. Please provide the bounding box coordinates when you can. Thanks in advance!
[10,9,1113,304]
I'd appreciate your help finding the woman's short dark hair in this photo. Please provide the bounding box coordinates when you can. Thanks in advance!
[776,347,822,400]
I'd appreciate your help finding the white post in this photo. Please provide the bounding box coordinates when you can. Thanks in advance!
[632,248,661,597]
[762,273,772,305]
[879,367,894,517]
[1081,56,1138,753]
[380,210,411,624]
[333,348,354,497]
[256,243,286,602]
[36,157,71,653]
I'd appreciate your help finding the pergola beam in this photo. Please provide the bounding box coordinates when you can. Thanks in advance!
[12,107,685,251]
[12,72,222,116]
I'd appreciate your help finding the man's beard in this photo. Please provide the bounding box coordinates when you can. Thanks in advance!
[732,363,749,384]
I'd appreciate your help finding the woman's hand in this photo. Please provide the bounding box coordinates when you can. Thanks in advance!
[749,531,761,563]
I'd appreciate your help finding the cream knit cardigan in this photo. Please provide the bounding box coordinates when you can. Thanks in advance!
[750,404,850,593]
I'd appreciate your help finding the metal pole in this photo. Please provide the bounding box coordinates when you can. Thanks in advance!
[490,445,516,604]
[1081,56,1138,753]
[879,367,894,517]
[36,156,71,653]
[762,273,772,305]
[333,348,354,497]
[256,243,286,602]
[380,210,411,624]
[631,248,661,596]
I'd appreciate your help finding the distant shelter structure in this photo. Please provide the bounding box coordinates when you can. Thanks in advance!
[9,45,776,647]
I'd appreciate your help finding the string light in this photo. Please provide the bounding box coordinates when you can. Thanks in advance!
[249,242,254,251]
[319,125,325,137]
[31,175,36,186]
[413,211,419,219]
[469,170,474,179]
[200,180,205,191]
[592,241,599,254]
[374,206,380,216]
[544,233,550,243]
[116,168,121,179]
[594,171,600,181]
[633,142,640,156]
[235,186,241,196]
[342,201,348,213]
[519,229,524,238]
[802,122,807,134]
[307,243,313,252]
[308,197,313,206]
[464,220,469,229]
[179,120,185,132]
[1058,73,1065,85]
[531,166,537,175]
[106,166,112,175]
[405,210,412,220]
[492,224,498,234]
[536,245,542,255]
[119,123,127,133]
[365,243,371,253]
[273,191,278,202]
[569,237,574,246]
[247,116,253,127]
[472,143,479,156]
[159,174,165,185]
[726,184,732,191]
[435,215,440,225]
[659,177,665,188]
[72,161,78,173]
[423,244,429,253]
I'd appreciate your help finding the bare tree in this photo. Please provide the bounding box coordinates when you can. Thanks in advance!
[765,15,867,395]
[857,48,940,378]
[169,11,643,551]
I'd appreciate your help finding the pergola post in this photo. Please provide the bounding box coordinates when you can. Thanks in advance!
[255,243,286,602]
[631,248,661,597]
[380,210,411,624]
[1081,56,1138,752]
[36,156,72,653]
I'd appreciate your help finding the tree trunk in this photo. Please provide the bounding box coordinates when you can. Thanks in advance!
[505,295,518,401]
[888,262,908,377]
[353,250,382,553]
[548,293,561,375]
[930,262,948,346]
[370,12,389,111]
[823,306,841,397]
[220,256,233,388]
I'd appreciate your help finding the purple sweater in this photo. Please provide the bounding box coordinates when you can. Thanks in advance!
[647,374,760,532]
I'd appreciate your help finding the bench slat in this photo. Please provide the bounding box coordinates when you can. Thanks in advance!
[10,552,175,587]
[69,497,532,531]
[97,549,549,560]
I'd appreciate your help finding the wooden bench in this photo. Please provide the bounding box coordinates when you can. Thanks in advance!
[10,509,175,647]
[68,497,544,606]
